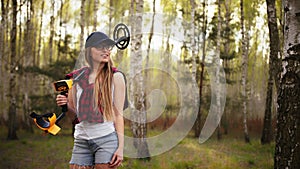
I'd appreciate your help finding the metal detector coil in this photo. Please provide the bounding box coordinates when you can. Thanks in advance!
[113,23,130,50]
[30,112,61,135]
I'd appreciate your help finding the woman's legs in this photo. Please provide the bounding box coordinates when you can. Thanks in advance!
[92,132,119,168]
[69,133,119,169]
[70,139,94,167]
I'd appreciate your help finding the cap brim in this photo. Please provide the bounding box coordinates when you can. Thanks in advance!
[96,38,116,47]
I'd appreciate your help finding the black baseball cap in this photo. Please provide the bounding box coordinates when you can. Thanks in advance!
[85,32,115,48]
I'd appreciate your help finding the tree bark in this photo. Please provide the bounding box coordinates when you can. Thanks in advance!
[0,0,5,58]
[261,0,281,145]
[216,0,222,141]
[190,0,200,137]
[22,0,34,133]
[194,0,207,138]
[17,2,22,66]
[108,0,113,36]
[37,0,44,67]
[57,0,63,61]
[93,0,98,31]
[130,0,151,159]
[274,0,300,168]
[146,0,155,68]
[79,0,86,54]
[240,0,250,143]
[162,35,171,129]
[7,0,18,140]
[222,0,234,135]
[262,74,274,144]
[145,0,155,124]
[0,0,7,112]
[49,0,55,64]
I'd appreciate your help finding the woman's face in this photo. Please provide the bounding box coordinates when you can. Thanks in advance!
[90,45,113,65]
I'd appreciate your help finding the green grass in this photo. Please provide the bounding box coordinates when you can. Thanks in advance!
[0,129,73,169]
[0,127,274,169]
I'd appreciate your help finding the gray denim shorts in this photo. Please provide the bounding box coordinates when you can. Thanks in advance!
[70,131,118,166]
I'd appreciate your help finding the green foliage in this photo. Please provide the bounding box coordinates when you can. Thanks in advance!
[23,58,76,114]
[161,0,177,14]
[30,94,57,114]
[58,34,79,60]
[207,7,238,84]
[244,0,261,26]
[24,59,76,80]
[111,0,131,18]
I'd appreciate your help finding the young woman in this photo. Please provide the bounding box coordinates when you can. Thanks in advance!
[56,32,125,169]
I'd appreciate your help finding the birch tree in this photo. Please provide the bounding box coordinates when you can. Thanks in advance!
[36,0,44,67]
[190,0,197,135]
[146,0,155,66]
[274,0,300,168]
[7,0,18,140]
[109,0,113,35]
[93,0,98,31]
[130,0,150,159]
[79,0,86,53]
[240,0,250,143]
[49,0,55,64]
[0,0,7,113]
[215,0,223,140]
[144,0,155,117]
[261,0,281,144]
[0,0,4,59]
[222,0,237,135]
[57,0,64,61]
[194,0,208,137]
[22,0,35,132]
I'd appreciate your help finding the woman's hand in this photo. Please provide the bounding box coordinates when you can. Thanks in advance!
[56,94,68,106]
[109,147,123,168]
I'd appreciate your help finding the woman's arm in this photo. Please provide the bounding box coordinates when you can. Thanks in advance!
[56,86,76,120]
[67,88,77,119]
[110,72,125,168]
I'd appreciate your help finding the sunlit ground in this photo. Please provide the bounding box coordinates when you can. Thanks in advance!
[0,126,274,169]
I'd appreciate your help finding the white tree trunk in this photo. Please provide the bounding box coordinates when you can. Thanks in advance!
[36,0,44,67]
[79,0,86,53]
[216,0,222,140]
[129,0,150,158]
[274,0,300,168]
[190,0,198,125]
[240,0,250,143]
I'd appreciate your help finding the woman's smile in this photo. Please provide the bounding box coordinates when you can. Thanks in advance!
[91,47,111,64]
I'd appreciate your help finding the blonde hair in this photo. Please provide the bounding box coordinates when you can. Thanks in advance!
[85,48,114,121]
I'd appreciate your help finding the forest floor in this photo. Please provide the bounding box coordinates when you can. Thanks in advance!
[0,126,274,169]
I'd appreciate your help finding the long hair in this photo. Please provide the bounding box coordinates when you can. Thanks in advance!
[85,48,114,121]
